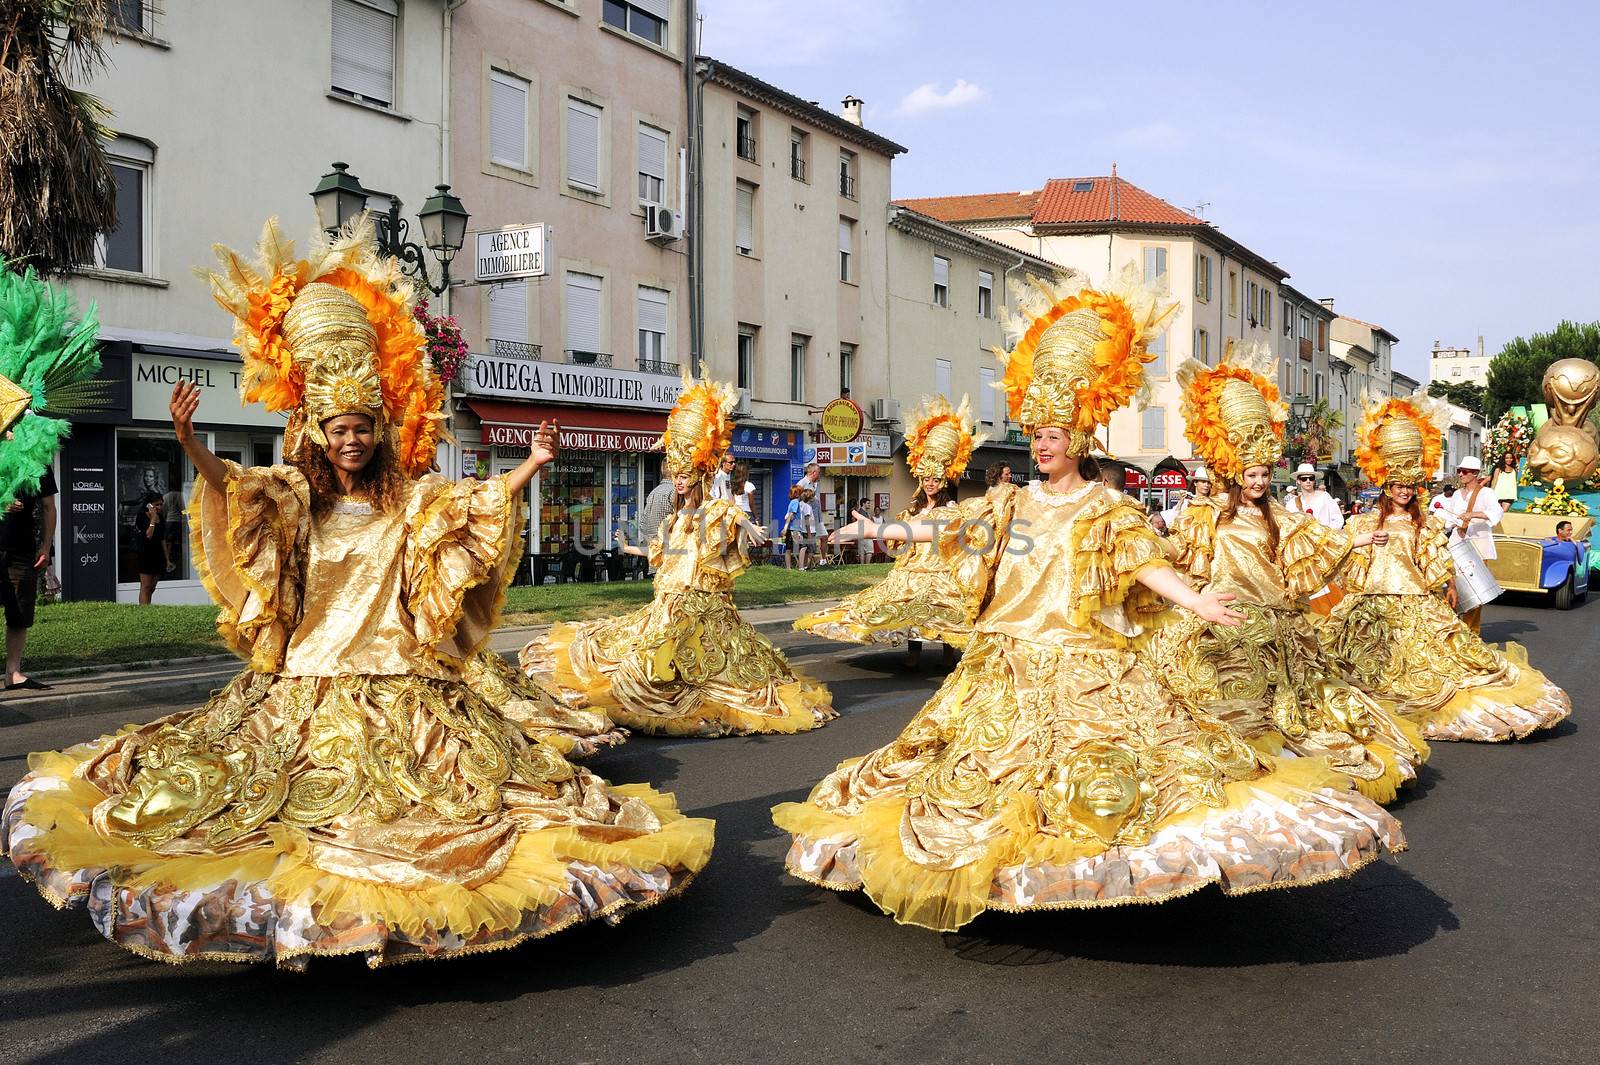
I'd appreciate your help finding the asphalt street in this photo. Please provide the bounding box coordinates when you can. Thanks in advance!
[1,595,1596,1065]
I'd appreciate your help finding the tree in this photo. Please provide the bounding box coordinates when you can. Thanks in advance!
[0,0,118,274]
[1485,321,1600,421]
[1426,379,1485,415]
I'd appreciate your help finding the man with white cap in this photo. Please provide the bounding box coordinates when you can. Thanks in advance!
[1437,455,1502,633]
[1286,462,1344,529]
[1161,466,1211,531]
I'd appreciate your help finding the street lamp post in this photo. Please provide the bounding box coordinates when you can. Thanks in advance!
[1286,393,1313,471]
[310,162,469,298]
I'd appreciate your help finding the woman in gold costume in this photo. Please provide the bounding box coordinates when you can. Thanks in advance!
[1,220,713,968]
[521,377,834,737]
[1319,392,1571,741]
[773,273,1406,932]
[795,394,982,668]
[1141,345,1429,803]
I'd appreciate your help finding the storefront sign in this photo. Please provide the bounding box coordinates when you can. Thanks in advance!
[1154,470,1187,489]
[873,492,890,514]
[131,352,287,428]
[475,224,546,282]
[864,433,892,459]
[812,442,867,467]
[729,426,800,460]
[462,353,682,411]
[462,449,490,479]
[485,423,663,452]
[1124,468,1149,489]
[60,427,117,601]
[820,397,864,442]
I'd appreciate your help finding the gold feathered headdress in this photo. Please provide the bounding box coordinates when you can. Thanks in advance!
[1177,340,1287,484]
[662,372,737,481]
[993,266,1178,456]
[1354,389,1450,487]
[905,394,985,482]
[200,216,446,478]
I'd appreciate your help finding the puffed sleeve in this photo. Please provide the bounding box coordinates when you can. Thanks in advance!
[1166,500,1216,582]
[1339,514,1376,592]
[405,474,523,662]
[1278,507,1355,598]
[188,462,310,671]
[937,484,1019,622]
[1415,514,1455,592]
[1068,494,1174,641]
[694,498,752,581]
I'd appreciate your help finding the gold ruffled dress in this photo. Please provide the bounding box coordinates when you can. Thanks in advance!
[522,498,834,737]
[2,464,713,968]
[794,504,971,648]
[1141,498,1429,803]
[1319,511,1572,741]
[773,482,1405,932]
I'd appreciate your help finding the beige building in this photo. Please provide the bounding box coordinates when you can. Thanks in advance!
[1327,304,1400,476]
[883,205,1054,507]
[59,0,449,603]
[447,0,692,557]
[694,59,905,528]
[1430,339,1491,387]
[898,174,1286,507]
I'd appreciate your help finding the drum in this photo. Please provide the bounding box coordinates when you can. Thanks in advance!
[1451,537,1504,614]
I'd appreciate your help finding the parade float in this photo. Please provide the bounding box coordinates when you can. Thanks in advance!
[1484,358,1598,608]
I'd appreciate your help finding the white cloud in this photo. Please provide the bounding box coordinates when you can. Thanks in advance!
[895,79,987,118]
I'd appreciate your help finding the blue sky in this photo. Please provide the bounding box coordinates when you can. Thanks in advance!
[698,0,1600,380]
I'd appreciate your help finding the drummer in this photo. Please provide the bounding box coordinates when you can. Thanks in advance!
[1437,456,1503,633]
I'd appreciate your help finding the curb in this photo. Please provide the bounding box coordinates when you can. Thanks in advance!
[2,607,833,729]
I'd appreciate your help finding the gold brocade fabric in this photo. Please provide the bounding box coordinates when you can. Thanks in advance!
[774,481,1407,932]
[1145,498,1426,799]
[1320,523,1572,741]
[794,505,971,647]
[522,499,834,737]
[2,466,713,968]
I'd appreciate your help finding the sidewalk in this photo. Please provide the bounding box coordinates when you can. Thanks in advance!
[0,599,835,728]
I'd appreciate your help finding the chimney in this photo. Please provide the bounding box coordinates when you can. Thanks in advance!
[841,95,864,126]
[1477,334,1484,359]
[1319,297,1336,310]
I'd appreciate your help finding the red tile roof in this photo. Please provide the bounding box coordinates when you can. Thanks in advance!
[896,177,1199,228]
[1032,176,1199,226]
[893,190,1040,223]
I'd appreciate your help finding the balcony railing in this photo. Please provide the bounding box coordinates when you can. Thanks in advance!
[490,339,543,360]
[839,173,856,197]
[737,134,757,160]
[637,358,680,375]
[565,349,612,367]
[790,156,806,181]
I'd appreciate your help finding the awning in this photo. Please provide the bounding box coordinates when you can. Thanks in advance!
[464,399,665,451]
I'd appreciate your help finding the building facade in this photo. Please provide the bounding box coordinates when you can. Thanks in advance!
[447,0,693,557]
[694,60,905,528]
[60,0,449,603]
[1429,339,1491,387]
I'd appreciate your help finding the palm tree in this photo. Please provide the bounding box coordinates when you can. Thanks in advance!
[1,0,118,274]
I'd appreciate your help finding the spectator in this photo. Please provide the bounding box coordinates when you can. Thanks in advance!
[711,453,737,501]
[780,486,816,569]
[639,456,676,564]
[731,461,756,518]
[134,467,168,605]
[3,459,57,690]
[984,463,1013,488]
[1550,520,1575,543]
[1286,463,1344,529]
[1492,450,1520,508]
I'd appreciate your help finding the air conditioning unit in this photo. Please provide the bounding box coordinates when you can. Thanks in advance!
[645,204,682,242]
[871,397,900,423]
[733,388,753,416]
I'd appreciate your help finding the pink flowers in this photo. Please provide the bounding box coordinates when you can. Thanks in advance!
[413,297,469,385]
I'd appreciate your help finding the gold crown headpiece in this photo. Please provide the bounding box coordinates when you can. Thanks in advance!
[1176,339,1286,484]
[200,216,446,477]
[993,266,1178,456]
[662,373,737,480]
[905,393,986,482]
[1354,388,1449,487]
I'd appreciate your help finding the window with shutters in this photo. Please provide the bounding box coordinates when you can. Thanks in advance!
[637,123,668,206]
[92,137,153,274]
[977,270,993,318]
[737,327,757,390]
[935,359,952,398]
[839,344,855,394]
[1282,299,1293,337]
[1315,372,1325,402]
[1317,319,1328,350]
[790,335,808,403]
[735,181,756,255]
[978,367,996,423]
[486,281,530,350]
[736,107,758,161]
[838,218,854,283]
[1142,246,1168,292]
[1227,270,1238,317]
[489,70,530,171]
[108,0,157,36]
[602,0,667,48]
[1247,280,1258,325]
[1194,253,1211,303]
[565,97,603,193]
[1142,406,1166,450]
[838,150,857,198]
[789,128,808,181]
[1195,328,1209,365]
[1260,290,1271,332]
[932,255,949,307]
[637,286,669,371]
[331,0,397,108]
[564,272,604,358]
[1147,329,1168,377]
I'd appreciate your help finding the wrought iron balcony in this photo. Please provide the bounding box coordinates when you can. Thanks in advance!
[790,155,806,181]
[565,349,612,367]
[637,358,679,375]
[839,173,856,198]
[737,134,757,161]
[490,339,543,360]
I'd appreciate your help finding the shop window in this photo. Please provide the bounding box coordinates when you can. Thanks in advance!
[610,457,640,546]
[117,435,193,585]
[539,451,604,553]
